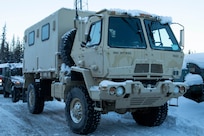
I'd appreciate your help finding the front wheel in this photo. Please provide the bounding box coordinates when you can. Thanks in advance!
[65,86,101,135]
[132,103,168,126]
[27,83,44,114]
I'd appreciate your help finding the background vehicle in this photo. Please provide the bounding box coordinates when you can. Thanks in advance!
[0,75,3,93]
[1,63,24,102]
[0,74,3,93]
[176,53,204,102]
[23,8,187,134]
[0,63,10,94]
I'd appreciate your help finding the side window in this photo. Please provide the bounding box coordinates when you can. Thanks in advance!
[28,31,35,46]
[86,21,101,47]
[41,23,50,41]
[152,28,173,47]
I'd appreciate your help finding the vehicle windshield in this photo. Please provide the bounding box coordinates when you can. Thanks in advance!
[144,19,181,51]
[108,17,146,49]
[11,68,23,76]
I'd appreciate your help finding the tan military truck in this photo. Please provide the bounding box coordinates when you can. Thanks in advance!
[23,8,187,134]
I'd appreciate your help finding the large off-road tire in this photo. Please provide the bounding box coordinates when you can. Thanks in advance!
[11,87,21,103]
[61,28,76,67]
[131,103,168,126]
[27,83,44,114]
[3,91,10,98]
[3,80,11,98]
[65,86,101,135]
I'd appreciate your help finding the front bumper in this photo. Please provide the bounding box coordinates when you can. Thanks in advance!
[90,80,187,108]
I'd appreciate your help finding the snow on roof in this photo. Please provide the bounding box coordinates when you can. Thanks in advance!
[182,53,204,69]
[0,63,9,68]
[0,63,23,69]
[110,9,172,24]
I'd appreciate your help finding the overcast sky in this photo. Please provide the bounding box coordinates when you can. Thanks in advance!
[0,0,203,54]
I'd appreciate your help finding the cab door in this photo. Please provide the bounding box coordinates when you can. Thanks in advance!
[85,18,104,77]
[73,16,104,77]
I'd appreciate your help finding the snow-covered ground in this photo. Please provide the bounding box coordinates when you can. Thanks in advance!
[0,95,204,136]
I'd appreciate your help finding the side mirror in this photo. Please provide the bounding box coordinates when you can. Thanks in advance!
[180,29,184,48]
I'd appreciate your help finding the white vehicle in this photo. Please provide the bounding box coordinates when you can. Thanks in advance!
[23,8,187,134]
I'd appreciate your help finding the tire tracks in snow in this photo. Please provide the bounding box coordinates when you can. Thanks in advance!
[0,106,38,135]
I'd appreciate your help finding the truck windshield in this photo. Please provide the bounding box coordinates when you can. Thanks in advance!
[11,68,23,76]
[144,19,181,51]
[108,17,146,49]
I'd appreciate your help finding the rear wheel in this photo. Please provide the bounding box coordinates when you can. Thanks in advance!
[131,103,168,126]
[3,80,11,98]
[65,86,101,134]
[3,83,10,98]
[3,91,10,98]
[11,87,21,103]
[27,83,44,114]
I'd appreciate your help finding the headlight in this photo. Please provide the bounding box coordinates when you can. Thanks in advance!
[109,87,116,95]
[174,86,186,94]
[174,86,179,93]
[14,81,21,85]
[116,86,125,96]
[179,86,186,94]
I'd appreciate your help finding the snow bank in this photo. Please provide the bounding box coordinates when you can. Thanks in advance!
[0,63,9,68]
[182,53,204,69]
[0,63,22,69]
[184,73,203,86]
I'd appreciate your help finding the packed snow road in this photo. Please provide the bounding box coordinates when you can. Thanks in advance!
[0,94,204,136]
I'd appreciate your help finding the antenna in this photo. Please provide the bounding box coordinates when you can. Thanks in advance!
[75,0,79,19]
[74,0,88,11]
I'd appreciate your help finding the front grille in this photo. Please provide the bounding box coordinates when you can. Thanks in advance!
[134,64,163,73]
[134,64,149,73]
[151,64,163,73]
[130,97,161,106]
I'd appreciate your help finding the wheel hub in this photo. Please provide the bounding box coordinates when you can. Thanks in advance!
[70,98,82,123]
[29,88,35,107]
